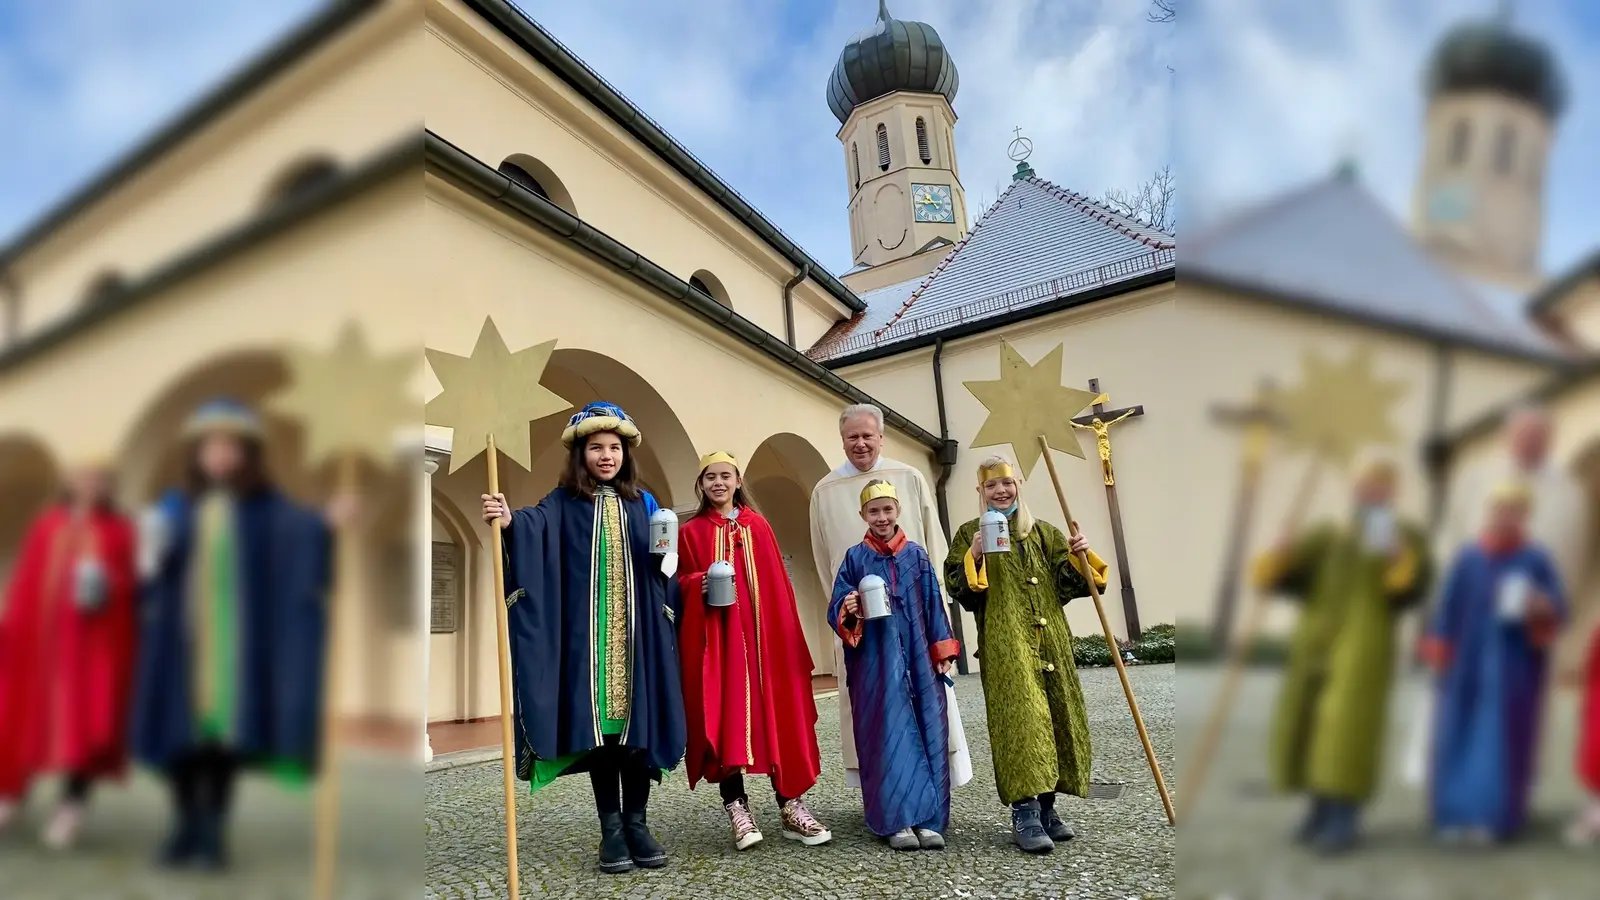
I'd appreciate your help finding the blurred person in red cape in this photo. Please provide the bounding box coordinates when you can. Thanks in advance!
[130,398,344,872]
[675,451,829,851]
[0,460,138,849]
[1569,627,1600,845]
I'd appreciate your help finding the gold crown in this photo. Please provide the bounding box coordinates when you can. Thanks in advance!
[859,481,898,507]
[978,461,1014,485]
[698,450,740,473]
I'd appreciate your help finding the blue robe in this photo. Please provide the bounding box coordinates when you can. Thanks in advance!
[828,538,957,836]
[502,487,685,782]
[131,488,329,771]
[1427,543,1566,839]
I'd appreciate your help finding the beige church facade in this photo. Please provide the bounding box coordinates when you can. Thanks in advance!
[1,0,1597,756]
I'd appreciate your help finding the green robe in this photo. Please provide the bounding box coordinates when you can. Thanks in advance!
[1259,519,1432,802]
[944,516,1095,805]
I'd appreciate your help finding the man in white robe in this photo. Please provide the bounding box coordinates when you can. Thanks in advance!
[809,404,973,790]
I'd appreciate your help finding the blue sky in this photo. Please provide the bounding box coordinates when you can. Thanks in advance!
[2,1,1594,277]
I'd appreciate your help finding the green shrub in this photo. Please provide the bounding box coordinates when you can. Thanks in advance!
[1071,623,1177,667]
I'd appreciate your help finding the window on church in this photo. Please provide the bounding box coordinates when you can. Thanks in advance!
[499,162,551,200]
[497,154,578,216]
[876,123,890,171]
[689,270,732,309]
[1448,118,1470,167]
[1494,124,1516,176]
[83,270,127,305]
[852,142,861,189]
[261,155,341,209]
[916,118,931,164]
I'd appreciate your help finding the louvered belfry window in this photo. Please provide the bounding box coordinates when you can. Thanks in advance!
[916,118,931,164]
[852,142,861,189]
[876,123,890,171]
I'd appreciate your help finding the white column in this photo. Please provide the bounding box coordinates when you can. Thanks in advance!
[422,454,439,764]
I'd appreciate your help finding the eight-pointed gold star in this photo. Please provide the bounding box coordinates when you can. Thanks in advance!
[425,317,572,473]
[264,321,419,470]
[1268,344,1406,469]
[964,341,1104,477]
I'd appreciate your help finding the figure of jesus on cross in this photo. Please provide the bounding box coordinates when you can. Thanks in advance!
[1072,404,1140,486]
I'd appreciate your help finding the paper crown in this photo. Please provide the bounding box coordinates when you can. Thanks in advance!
[698,450,740,474]
[859,481,898,507]
[978,460,1015,485]
[1490,480,1533,506]
[561,401,642,449]
[183,398,264,440]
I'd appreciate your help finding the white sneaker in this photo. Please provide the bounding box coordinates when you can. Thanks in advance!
[0,799,19,832]
[887,827,919,851]
[1563,807,1600,847]
[914,827,946,850]
[42,803,83,851]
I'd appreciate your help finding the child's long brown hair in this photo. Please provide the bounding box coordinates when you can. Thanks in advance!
[559,432,641,501]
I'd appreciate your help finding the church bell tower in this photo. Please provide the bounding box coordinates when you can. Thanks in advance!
[828,1,967,270]
[1412,7,1564,289]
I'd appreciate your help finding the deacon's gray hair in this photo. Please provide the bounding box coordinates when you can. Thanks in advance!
[839,403,885,434]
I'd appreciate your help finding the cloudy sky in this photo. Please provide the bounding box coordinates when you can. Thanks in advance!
[1,0,1595,276]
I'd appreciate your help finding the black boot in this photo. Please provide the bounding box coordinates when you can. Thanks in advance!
[190,808,230,873]
[1310,801,1360,856]
[621,764,667,868]
[1011,799,1054,854]
[1038,793,1075,842]
[598,811,635,873]
[155,769,198,868]
[1295,797,1330,845]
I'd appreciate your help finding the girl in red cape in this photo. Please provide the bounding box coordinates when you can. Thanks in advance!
[1568,627,1600,845]
[676,450,829,851]
[0,461,137,850]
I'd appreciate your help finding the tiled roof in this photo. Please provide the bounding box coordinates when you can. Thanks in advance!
[809,177,1175,361]
[1182,174,1568,361]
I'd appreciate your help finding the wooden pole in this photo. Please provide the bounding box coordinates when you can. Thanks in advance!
[1177,453,1323,821]
[1037,436,1176,826]
[486,434,521,898]
[313,453,359,900]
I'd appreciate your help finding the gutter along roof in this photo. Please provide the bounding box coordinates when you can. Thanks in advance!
[465,0,866,314]
[423,130,942,452]
[0,0,382,267]
[0,134,420,374]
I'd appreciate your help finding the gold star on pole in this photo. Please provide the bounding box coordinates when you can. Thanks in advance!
[1268,344,1406,469]
[424,316,572,474]
[264,321,418,469]
[964,341,1105,477]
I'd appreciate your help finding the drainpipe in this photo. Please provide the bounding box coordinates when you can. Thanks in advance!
[1424,342,1455,536]
[781,262,809,348]
[931,338,968,674]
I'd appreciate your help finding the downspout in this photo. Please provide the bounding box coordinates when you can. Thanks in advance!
[781,262,808,348]
[932,338,968,674]
[1424,342,1455,536]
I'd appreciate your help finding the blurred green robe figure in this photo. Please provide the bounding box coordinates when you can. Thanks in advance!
[1253,496,1432,852]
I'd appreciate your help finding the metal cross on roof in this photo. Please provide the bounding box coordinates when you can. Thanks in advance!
[1008,127,1033,163]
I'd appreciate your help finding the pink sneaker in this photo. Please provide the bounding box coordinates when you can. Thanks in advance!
[724,799,763,851]
[0,798,19,832]
[42,803,84,850]
[780,797,831,846]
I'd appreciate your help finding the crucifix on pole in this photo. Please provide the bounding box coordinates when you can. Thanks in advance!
[1070,378,1145,639]
[1206,378,1285,650]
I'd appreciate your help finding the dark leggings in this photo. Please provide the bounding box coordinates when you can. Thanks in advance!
[168,743,240,820]
[61,773,94,804]
[587,745,654,817]
[718,773,790,809]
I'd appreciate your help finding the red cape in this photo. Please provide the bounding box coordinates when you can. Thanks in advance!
[677,507,821,800]
[1579,627,1600,793]
[0,505,137,796]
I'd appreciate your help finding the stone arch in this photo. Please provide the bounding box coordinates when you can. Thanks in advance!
[498,154,577,217]
[744,432,833,675]
[0,433,59,586]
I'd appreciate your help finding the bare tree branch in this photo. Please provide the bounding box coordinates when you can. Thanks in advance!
[1148,0,1176,24]
[1101,165,1175,233]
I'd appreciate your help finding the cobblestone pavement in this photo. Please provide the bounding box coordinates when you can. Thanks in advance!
[426,665,1176,899]
[1,756,421,899]
[1177,666,1593,900]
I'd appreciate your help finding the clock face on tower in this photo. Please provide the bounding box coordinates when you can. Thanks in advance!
[912,183,956,223]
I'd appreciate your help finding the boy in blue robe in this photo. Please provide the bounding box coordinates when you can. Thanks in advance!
[482,401,686,874]
[131,398,338,871]
[828,479,961,851]
[1423,480,1567,845]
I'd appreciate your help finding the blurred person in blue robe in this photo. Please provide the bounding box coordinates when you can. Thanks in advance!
[131,398,341,871]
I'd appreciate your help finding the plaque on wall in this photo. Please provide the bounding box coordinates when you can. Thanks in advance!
[431,541,461,633]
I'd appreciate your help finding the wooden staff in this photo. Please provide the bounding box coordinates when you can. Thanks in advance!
[314,454,359,900]
[1038,436,1176,826]
[1177,453,1323,821]
[486,434,520,898]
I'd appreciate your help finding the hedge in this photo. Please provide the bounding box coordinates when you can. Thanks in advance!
[1072,622,1176,668]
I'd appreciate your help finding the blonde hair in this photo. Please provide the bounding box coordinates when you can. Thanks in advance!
[976,454,1034,537]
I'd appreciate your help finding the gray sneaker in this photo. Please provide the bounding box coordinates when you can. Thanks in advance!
[914,828,945,850]
[1011,799,1054,854]
[887,827,920,851]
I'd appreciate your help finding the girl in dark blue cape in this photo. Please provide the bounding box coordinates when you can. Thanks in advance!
[130,399,334,871]
[1423,481,1567,844]
[827,479,961,851]
[483,401,685,874]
